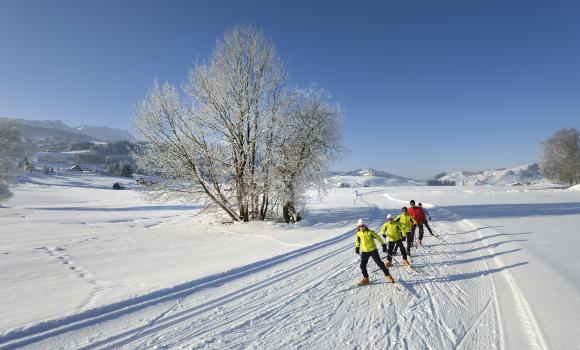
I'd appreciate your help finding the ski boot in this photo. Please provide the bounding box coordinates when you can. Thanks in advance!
[402,259,410,266]
[358,277,369,286]
[385,274,395,283]
[385,260,393,268]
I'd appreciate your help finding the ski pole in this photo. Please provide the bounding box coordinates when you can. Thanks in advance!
[430,230,450,244]
[431,228,445,238]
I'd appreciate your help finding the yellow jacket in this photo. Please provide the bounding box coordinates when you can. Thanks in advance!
[380,222,404,242]
[395,214,416,235]
[355,228,384,252]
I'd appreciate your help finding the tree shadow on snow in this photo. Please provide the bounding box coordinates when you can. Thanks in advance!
[411,262,529,285]
[455,239,529,255]
[439,202,580,220]
[24,205,202,212]
[449,226,506,235]
[422,248,523,268]
[19,177,111,190]
[455,232,533,245]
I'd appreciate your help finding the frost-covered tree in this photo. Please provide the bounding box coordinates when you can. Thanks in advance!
[134,25,287,221]
[0,121,27,204]
[134,25,344,222]
[185,25,287,221]
[271,88,343,223]
[540,128,580,186]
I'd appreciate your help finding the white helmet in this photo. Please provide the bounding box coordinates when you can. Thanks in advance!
[386,214,393,220]
[357,218,364,226]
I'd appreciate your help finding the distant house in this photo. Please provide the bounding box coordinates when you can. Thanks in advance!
[136,177,157,186]
[336,182,351,188]
[70,165,82,172]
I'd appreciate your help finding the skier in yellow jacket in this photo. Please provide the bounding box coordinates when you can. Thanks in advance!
[355,218,395,285]
[380,214,410,267]
[395,207,417,259]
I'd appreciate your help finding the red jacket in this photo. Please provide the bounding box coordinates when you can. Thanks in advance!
[408,206,426,224]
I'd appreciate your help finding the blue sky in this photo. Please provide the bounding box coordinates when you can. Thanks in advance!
[1,0,579,178]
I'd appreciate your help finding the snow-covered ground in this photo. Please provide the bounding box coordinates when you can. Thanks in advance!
[0,174,579,349]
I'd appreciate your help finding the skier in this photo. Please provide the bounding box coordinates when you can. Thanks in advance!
[395,207,417,258]
[408,200,427,246]
[380,214,410,267]
[418,202,434,236]
[355,218,395,285]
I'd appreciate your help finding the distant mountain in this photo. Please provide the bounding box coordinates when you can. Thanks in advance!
[438,164,547,186]
[330,168,423,187]
[13,119,72,131]
[0,118,135,142]
[1,118,97,143]
[74,125,136,142]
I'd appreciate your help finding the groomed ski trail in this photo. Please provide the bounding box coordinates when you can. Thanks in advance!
[0,189,540,349]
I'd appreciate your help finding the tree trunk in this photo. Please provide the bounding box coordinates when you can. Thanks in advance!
[282,202,301,224]
[259,193,269,220]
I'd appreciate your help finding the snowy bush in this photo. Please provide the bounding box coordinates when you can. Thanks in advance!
[0,183,12,204]
[0,120,28,205]
[540,128,580,186]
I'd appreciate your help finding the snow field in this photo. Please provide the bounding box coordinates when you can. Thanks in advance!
[1,174,579,349]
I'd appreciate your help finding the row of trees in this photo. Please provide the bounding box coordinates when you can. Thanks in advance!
[426,179,456,186]
[540,127,580,186]
[133,25,344,223]
[106,162,134,177]
[0,121,28,204]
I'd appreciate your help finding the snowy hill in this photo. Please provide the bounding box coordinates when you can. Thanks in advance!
[439,163,548,186]
[74,125,136,142]
[330,168,423,187]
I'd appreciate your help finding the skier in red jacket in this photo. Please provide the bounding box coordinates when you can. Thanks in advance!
[408,200,427,245]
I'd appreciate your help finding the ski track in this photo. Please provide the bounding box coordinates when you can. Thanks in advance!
[2,189,540,349]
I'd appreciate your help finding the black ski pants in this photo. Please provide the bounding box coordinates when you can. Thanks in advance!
[406,231,414,256]
[387,240,407,262]
[423,220,433,234]
[412,223,425,241]
[393,232,412,254]
[360,249,390,278]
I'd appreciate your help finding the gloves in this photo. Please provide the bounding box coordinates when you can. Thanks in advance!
[382,244,388,253]
[382,234,387,239]
[355,247,360,254]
